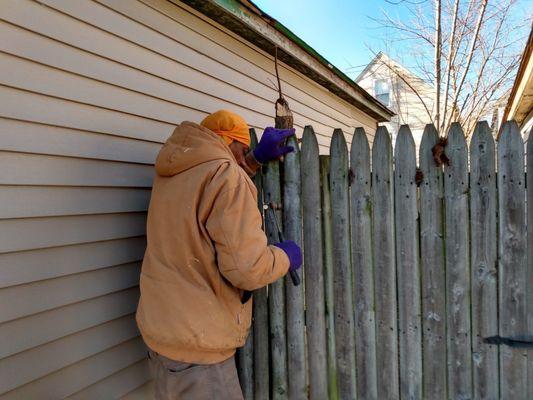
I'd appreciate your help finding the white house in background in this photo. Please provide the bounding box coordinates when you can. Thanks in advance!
[356,52,434,149]
[502,25,533,142]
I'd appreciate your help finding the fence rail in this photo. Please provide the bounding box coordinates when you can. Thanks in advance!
[237,121,532,400]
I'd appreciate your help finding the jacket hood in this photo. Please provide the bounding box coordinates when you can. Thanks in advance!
[155,121,236,177]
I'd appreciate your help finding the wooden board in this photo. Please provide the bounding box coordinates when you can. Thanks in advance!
[469,121,499,399]
[263,159,287,399]
[444,123,472,399]
[349,127,377,399]
[394,125,422,399]
[329,129,356,398]
[419,124,446,399]
[320,155,339,400]
[371,126,399,399]
[301,127,328,400]
[283,135,306,399]
[498,121,528,399]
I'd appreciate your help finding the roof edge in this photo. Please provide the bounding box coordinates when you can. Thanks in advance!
[177,0,394,122]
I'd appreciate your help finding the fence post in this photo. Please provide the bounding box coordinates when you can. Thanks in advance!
[444,123,472,399]
[283,134,307,400]
[394,125,422,399]
[498,121,527,399]
[237,129,257,400]
[419,124,446,399]
[301,127,328,400]
[329,129,357,398]
[372,126,399,399]
[526,128,533,399]
[263,158,288,400]
[350,127,377,399]
[469,121,498,399]
[320,155,339,400]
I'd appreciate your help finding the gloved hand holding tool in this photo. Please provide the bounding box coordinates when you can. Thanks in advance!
[252,127,295,164]
[266,204,301,286]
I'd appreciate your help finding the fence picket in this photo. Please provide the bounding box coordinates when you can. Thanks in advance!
[498,121,528,400]
[419,124,447,400]
[469,121,498,399]
[237,129,258,399]
[283,134,307,400]
[394,125,422,399]
[263,158,288,400]
[350,127,377,399]
[301,127,328,400]
[320,155,339,400]
[444,123,472,399]
[371,126,399,399]
[330,129,357,399]
[527,130,533,400]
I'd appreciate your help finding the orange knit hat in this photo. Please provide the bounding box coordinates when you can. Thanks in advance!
[200,110,250,147]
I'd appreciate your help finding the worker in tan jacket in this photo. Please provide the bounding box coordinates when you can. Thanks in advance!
[136,110,302,399]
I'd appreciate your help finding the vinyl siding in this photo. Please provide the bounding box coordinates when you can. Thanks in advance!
[0,0,379,397]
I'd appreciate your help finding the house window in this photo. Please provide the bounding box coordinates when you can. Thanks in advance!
[374,79,390,107]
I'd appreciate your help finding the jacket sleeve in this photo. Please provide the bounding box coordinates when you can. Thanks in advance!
[205,167,290,291]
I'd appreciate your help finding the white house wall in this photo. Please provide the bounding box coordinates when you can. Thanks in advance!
[0,0,379,397]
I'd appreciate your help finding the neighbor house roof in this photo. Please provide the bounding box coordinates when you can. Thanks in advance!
[356,52,433,92]
[501,24,533,133]
[177,0,395,122]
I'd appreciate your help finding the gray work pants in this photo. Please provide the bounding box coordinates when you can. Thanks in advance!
[148,350,244,400]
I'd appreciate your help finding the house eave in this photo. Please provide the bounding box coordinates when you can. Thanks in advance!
[176,0,395,122]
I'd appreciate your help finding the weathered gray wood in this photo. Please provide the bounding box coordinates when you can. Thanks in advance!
[498,121,528,399]
[350,127,377,399]
[301,127,328,400]
[283,134,307,400]
[237,129,258,400]
[320,155,339,400]
[469,121,499,400]
[263,157,288,400]
[394,125,422,399]
[252,129,269,400]
[329,129,356,399]
[371,126,399,399]
[527,130,533,400]
[419,124,447,400]
[444,123,472,399]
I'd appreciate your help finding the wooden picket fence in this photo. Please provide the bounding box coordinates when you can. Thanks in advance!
[236,121,532,400]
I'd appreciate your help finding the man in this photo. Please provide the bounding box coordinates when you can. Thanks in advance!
[136,110,302,399]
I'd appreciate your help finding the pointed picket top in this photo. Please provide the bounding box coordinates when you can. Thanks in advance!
[498,120,524,160]
[395,124,416,162]
[351,127,370,178]
[470,121,495,173]
[419,124,439,169]
[301,125,319,161]
[445,122,468,193]
[373,125,392,154]
[331,128,348,155]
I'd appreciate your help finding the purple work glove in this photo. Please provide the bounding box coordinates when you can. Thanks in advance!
[273,240,302,272]
[253,127,296,164]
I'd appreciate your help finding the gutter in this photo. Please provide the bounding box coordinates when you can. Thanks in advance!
[177,0,395,122]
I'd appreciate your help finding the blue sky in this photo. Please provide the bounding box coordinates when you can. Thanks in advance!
[253,0,531,81]
[252,0,414,79]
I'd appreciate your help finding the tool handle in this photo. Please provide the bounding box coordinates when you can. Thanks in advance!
[289,269,301,286]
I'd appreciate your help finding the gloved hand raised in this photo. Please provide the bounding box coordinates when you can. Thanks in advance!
[273,240,302,272]
[253,127,296,164]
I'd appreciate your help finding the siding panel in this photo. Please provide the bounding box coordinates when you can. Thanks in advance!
[0,213,146,253]
[0,0,381,397]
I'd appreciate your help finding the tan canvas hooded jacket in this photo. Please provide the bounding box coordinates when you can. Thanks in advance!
[136,122,289,364]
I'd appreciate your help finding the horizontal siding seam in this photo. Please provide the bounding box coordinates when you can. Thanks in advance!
[66,355,149,398]
[0,115,167,146]
[0,210,147,224]
[0,147,158,167]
